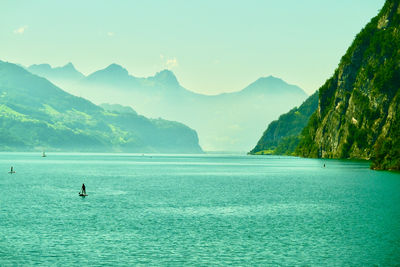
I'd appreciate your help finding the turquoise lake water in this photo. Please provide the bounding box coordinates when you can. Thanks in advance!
[0,153,399,266]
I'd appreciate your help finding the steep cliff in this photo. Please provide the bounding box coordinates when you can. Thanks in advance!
[296,0,400,170]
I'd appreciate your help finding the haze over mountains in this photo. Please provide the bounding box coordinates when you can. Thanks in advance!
[28,63,85,88]
[28,63,308,151]
[0,61,202,153]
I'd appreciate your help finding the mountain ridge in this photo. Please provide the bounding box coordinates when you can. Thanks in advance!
[28,62,85,82]
[0,60,202,153]
[26,62,308,151]
[28,62,308,96]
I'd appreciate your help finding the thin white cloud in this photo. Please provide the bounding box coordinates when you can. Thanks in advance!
[165,58,178,69]
[14,26,27,34]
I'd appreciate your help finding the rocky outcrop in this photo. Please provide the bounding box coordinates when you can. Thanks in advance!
[296,0,400,170]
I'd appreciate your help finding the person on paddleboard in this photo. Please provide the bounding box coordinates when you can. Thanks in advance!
[82,183,86,195]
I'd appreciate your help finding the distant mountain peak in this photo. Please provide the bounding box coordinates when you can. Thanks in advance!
[27,62,85,81]
[241,75,306,96]
[156,69,175,76]
[153,69,179,86]
[105,63,126,71]
[84,63,132,85]
[102,63,129,76]
[63,62,75,69]
[29,63,52,70]
[29,63,77,71]
[254,75,285,84]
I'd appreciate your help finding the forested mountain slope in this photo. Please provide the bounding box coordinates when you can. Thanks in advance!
[296,0,400,170]
[0,61,202,153]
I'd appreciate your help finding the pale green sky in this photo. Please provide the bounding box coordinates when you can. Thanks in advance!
[1,0,384,95]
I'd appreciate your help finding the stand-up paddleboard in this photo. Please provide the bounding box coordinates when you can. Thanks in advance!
[8,166,15,174]
[79,184,87,197]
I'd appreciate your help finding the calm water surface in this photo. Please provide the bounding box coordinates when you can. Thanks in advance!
[0,153,399,266]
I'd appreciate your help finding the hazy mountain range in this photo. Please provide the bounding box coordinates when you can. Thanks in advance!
[0,60,202,153]
[27,63,308,151]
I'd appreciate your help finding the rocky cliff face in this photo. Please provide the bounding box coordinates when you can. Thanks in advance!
[296,0,400,170]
